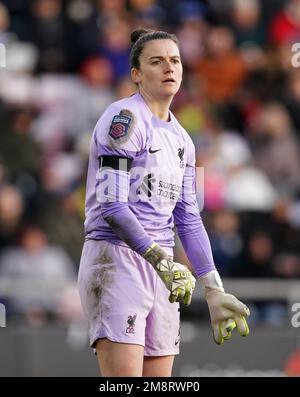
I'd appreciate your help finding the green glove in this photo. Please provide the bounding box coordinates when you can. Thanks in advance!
[199,270,250,345]
[143,243,196,305]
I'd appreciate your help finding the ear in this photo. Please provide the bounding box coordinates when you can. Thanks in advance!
[131,68,141,84]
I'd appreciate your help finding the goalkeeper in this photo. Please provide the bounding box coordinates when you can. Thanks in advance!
[78,28,250,377]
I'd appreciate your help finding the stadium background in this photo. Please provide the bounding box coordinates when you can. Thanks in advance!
[0,0,300,376]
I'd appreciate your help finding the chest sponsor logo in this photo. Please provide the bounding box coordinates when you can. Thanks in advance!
[158,180,181,201]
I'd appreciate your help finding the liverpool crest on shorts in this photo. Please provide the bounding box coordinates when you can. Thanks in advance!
[126,314,136,334]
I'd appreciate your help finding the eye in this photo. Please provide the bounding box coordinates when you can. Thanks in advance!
[151,60,161,65]
[172,59,180,64]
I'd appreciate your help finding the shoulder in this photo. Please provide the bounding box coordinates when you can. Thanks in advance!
[99,94,145,123]
[96,94,147,136]
[171,112,194,143]
[94,94,147,153]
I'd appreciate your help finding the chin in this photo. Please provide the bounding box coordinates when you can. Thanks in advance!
[160,87,179,98]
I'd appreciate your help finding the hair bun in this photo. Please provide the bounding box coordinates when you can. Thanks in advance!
[130,28,154,44]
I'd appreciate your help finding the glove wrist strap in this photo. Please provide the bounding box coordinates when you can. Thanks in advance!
[143,243,168,267]
[199,270,224,294]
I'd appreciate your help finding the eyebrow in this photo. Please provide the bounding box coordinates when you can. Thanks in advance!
[149,55,181,60]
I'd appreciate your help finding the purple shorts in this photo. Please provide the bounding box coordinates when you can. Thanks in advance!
[78,239,180,356]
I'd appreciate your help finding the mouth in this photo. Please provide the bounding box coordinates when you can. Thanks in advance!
[162,78,176,83]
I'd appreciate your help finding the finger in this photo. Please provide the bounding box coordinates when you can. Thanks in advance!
[176,286,185,303]
[223,331,232,340]
[242,305,250,317]
[234,315,250,337]
[212,323,223,345]
[224,318,236,333]
[219,321,233,341]
[183,289,192,306]
[190,277,196,290]
[221,318,236,340]
[220,321,228,339]
[168,291,177,303]
[225,295,250,317]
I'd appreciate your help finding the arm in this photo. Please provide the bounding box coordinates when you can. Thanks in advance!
[173,165,250,344]
[173,165,215,278]
[98,163,154,256]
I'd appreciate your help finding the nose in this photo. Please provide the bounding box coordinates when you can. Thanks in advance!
[164,61,174,74]
[163,59,174,74]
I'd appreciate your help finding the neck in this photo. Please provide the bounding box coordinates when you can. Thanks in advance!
[138,88,172,122]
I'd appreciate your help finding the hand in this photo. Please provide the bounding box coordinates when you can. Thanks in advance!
[143,243,196,305]
[155,257,196,305]
[205,289,250,345]
[199,270,250,345]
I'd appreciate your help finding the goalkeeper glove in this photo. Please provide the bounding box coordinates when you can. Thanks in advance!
[199,270,250,345]
[143,243,196,305]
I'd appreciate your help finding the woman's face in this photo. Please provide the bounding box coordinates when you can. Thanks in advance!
[132,39,183,100]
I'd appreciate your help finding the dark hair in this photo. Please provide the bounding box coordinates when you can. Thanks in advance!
[130,29,179,69]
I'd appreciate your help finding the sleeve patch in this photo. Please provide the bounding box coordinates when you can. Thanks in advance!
[109,113,132,140]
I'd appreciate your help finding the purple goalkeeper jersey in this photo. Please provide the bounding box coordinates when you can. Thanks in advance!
[84,92,195,248]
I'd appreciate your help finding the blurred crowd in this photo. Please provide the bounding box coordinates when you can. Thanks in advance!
[0,0,300,326]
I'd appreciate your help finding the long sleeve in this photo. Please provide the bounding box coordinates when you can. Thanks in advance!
[91,103,155,256]
[98,167,155,256]
[173,165,216,277]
